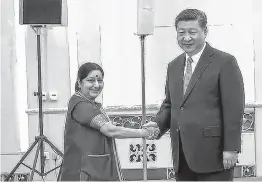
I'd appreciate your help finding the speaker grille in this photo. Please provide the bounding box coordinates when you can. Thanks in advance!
[22,0,62,24]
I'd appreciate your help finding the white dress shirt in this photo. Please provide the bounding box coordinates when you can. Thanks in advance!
[184,43,206,75]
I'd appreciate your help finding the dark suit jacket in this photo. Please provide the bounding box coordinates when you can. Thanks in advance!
[155,43,245,173]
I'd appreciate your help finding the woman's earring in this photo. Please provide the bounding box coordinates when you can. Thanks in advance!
[77,81,81,90]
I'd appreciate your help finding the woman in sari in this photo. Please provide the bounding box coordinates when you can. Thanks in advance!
[60,62,157,181]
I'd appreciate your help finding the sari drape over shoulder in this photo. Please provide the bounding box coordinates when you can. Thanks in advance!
[60,92,123,181]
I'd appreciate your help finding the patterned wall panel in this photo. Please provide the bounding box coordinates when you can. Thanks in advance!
[129,143,157,163]
[242,165,256,177]
[243,112,255,132]
[108,108,255,132]
[110,115,156,129]
[167,168,176,180]
[108,107,256,178]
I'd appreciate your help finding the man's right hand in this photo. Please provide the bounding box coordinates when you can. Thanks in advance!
[142,122,160,140]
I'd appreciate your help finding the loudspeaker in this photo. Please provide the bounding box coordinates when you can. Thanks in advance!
[19,0,67,26]
[137,0,155,35]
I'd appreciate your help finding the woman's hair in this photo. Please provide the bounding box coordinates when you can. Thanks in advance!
[75,62,104,91]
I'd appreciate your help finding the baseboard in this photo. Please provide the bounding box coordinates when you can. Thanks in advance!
[122,165,256,180]
[1,173,29,181]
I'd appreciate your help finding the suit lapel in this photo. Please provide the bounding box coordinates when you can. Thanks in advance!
[181,44,215,105]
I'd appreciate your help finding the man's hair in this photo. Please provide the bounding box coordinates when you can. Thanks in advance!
[175,9,207,30]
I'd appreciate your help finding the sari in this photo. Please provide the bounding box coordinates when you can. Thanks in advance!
[60,91,124,181]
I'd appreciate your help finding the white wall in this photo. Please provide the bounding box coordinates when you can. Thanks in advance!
[101,0,255,107]
[100,0,142,107]
[253,0,262,176]
[1,0,21,154]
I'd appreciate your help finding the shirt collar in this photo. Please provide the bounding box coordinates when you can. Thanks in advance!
[186,42,206,64]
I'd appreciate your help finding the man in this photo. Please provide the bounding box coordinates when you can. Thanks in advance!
[144,9,245,181]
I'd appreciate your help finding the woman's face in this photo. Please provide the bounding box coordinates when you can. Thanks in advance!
[79,70,104,100]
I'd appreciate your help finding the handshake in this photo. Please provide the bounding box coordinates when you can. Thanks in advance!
[142,122,160,140]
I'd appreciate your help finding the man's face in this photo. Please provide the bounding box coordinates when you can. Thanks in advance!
[176,20,207,56]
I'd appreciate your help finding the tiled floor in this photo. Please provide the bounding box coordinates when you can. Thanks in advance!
[129,177,262,181]
[234,177,262,181]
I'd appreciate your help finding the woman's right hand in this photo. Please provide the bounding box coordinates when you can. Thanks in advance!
[100,121,159,139]
[142,127,160,140]
[142,122,160,140]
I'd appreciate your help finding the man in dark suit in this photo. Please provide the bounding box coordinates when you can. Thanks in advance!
[144,9,245,181]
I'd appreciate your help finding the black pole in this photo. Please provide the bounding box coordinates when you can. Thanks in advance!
[35,26,45,176]
[140,34,147,181]
[29,141,41,180]
[36,30,44,137]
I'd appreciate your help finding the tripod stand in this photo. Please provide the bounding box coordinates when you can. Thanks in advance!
[5,26,63,181]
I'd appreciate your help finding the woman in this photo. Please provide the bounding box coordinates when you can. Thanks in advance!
[60,62,158,181]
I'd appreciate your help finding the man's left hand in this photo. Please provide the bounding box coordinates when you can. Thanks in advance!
[223,151,238,169]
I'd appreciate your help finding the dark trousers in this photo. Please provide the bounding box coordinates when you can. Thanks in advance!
[176,135,234,181]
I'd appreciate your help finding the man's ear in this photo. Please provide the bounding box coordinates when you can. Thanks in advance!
[204,27,208,36]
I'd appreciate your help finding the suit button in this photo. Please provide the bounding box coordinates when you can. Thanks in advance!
[180,107,184,111]
[176,129,179,132]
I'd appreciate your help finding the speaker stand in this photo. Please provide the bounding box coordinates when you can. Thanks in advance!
[139,34,148,182]
[5,26,63,181]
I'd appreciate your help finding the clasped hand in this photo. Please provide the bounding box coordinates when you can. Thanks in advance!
[142,122,160,140]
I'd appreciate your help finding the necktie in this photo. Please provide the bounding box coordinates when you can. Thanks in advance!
[183,57,193,94]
